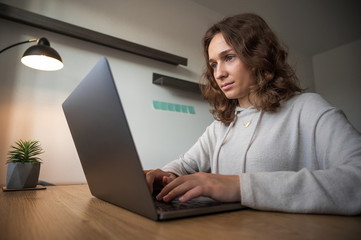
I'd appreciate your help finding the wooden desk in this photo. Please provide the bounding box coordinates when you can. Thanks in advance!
[0,185,360,240]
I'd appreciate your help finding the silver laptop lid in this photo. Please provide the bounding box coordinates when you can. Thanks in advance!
[62,57,158,220]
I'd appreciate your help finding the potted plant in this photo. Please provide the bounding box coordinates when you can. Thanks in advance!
[5,139,44,189]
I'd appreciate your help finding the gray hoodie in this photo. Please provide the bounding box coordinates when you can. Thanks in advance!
[162,93,361,215]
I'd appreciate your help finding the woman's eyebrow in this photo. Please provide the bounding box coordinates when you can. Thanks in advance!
[208,49,234,63]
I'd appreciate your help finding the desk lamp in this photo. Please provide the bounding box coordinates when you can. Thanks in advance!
[0,37,63,71]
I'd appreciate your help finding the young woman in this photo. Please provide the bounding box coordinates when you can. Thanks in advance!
[145,13,361,215]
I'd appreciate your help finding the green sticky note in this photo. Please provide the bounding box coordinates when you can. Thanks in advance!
[153,101,161,109]
[168,103,175,111]
[160,101,167,110]
[175,104,181,112]
[181,105,188,113]
[153,101,195,114]
[188,106,195,114]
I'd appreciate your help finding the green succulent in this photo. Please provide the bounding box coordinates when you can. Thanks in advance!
[7,139,44,164]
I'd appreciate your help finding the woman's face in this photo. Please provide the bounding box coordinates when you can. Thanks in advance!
[208,33,255,108]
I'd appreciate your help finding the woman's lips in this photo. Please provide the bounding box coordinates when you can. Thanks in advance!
[222,82,234,90]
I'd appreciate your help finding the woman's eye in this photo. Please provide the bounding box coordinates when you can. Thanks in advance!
[210,62,217,69]
[225,55,234,61]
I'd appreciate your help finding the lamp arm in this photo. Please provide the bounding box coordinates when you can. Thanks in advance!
[0,39,38,54]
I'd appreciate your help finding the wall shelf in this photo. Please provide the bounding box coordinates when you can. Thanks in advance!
[152,73,202,94]
[0,3,188,66]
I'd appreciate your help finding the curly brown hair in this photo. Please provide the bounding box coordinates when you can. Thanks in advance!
[201,13,303,125]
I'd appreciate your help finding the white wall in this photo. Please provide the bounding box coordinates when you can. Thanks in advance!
[313,38,361,132]
[0,0,223,185]
[288,51,315,92]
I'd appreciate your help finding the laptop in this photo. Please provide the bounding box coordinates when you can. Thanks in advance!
[62,57,244,220]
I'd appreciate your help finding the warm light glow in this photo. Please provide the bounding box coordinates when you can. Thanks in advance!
[21,55,64,71]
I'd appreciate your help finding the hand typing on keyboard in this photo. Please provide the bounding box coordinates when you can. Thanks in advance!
[145,170,241,203]
[144,169,177,194]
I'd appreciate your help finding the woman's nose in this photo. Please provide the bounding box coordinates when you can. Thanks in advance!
[214,64,227,80]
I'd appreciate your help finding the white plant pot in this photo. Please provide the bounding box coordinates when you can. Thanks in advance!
[6,162,41,189]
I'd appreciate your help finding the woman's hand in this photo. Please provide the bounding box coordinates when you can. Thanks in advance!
[144,169,177,194]
[156,172,241,203]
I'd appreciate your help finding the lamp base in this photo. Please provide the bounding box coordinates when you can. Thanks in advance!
[2,185,46,192]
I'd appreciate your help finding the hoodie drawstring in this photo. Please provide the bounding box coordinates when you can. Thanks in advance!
[240,110,263,173]
[212,115,238,173]
[212,109,263,174]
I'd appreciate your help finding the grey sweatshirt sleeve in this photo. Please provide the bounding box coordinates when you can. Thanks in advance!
[162,122,218,176]
[240,107,361,215]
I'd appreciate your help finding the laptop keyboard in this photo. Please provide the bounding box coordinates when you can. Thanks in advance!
[154,197,224,212]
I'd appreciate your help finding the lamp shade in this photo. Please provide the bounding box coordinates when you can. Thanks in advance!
[21,38,63,71]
